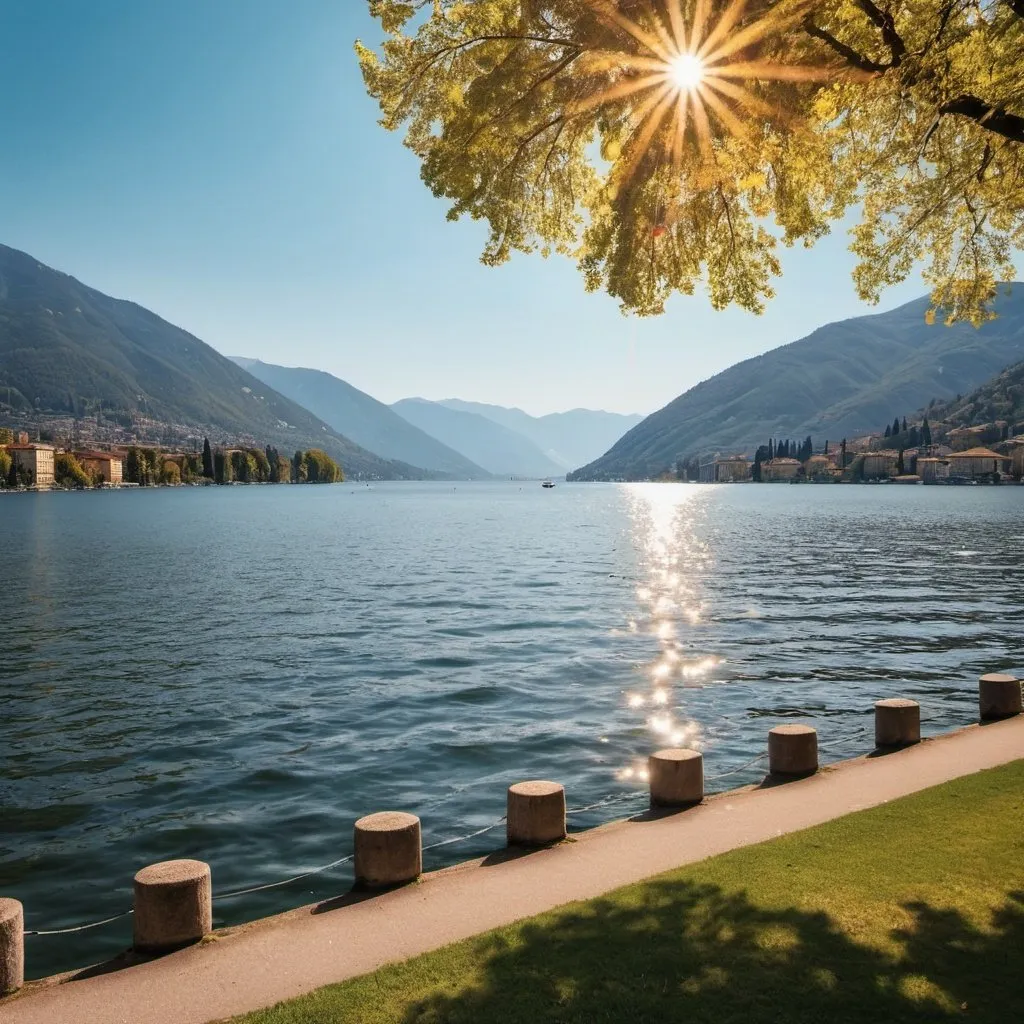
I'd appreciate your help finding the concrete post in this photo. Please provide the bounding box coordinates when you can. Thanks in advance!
[133,859,213,953]
[0,898,24,995]
[506,781,566,846]
[353,812,422,888]
[648,749,704,807]
[979,673,1022,720]
[874,698,921,747]
[768,724,818,776]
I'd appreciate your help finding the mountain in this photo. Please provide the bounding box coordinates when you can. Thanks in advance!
[437,399,643,470]
[391,398,565,478]
[571,286,1024,480]
[0,244,438,479]
[231,359,492,480]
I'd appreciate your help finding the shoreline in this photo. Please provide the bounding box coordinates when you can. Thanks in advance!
[4,716,1023,1024]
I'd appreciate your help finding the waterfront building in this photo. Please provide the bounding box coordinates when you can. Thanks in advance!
[917,457,951,484]
[804,454,834,481]
[945,447,1012,480]
[1008,440,1024,480]
[862,451,900,480]
[762,458,801,482]
[699,457,751,483]
[7,443,56,488]
[75,450,124,485]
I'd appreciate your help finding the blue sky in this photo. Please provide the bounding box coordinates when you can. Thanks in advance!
[1,0,933,416]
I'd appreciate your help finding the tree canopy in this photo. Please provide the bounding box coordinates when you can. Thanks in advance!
[358,0,1024,322]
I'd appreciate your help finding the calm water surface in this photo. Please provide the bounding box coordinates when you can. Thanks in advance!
[2,482,1022,977]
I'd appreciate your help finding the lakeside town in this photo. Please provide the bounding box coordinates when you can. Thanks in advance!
[695,440,1022,485]
[2,421,1022,491]
[687,413,1024,485]
[0,428,343,490]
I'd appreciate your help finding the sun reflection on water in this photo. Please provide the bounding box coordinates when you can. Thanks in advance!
[617,484,721,781]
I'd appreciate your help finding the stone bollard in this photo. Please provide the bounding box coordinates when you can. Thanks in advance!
[0,898,24,995]
[354,812,422,888]
[648,749,704,807]
[768,725,818,777]
[875,698,921,748]
[979,673,1022,720]
[506,781,566,846]
[133,859,213,954]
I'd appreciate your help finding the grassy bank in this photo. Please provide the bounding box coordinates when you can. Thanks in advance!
[235,761,1024,1024]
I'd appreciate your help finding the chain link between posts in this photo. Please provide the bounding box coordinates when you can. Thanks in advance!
[20,718,911,939]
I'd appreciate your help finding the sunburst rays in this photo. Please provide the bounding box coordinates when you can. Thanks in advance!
[576,0,840,216]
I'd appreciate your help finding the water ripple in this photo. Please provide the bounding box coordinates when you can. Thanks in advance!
[1,481,1021,977]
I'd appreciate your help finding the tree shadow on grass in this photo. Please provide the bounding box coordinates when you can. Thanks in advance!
[400,883,1024,1024]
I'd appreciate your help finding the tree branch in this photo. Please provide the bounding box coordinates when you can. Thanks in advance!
[940,95,1024,143]
[854,0,907,66]
[1007,0,1024,18]
[801,16,889,73]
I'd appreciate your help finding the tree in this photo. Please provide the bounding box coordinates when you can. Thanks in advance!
[359,1,1024,322]
[302,449,344,483]
[884,424,891,438]
[230,450,257,483]
[214,450,232,485]
[897,448,905,475]
[125,446,143,485]
[921,417,932,446]
[902,416,908,433]
[54,452,90,489]
[292,450,306,484]
[202,437,214,479]
[840,438,847,469]
[752,444,769,482]
[0,428,13,445]
[892,417,901,438]
[0,449,11,487]
[908,425,919,447]
[249,448,272,483]
[160,461,181,485]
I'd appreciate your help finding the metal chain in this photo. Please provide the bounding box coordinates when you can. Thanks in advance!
[24,910,134,937]
[22,722,892,938]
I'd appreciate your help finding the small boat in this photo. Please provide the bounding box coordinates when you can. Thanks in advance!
[541,479,555,488]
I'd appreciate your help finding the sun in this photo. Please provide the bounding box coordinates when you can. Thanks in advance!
[669,53,704,91]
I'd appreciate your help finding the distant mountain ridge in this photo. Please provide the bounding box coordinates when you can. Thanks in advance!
[572,286,1024,480]
[232,359,492,479]
[437,399,643,470]
[391,398,565,478]
[0,243,436,479]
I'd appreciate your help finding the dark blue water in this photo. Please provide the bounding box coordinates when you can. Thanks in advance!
[2,482,1022,978]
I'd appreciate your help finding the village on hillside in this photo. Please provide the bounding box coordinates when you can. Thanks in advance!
[690,416,1024,485]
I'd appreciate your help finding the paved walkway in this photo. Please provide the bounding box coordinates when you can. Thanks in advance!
[5,717,1024,1024]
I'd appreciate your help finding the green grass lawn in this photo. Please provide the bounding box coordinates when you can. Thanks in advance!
[234,761,1024,1024]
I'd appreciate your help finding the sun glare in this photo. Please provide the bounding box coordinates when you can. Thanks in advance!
[571,0,840,205]
[669,53,704,91]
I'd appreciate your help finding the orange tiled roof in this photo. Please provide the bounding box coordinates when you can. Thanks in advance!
[948,447,1009,459]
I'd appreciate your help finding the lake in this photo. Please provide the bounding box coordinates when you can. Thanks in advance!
[2,481,1021,977]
